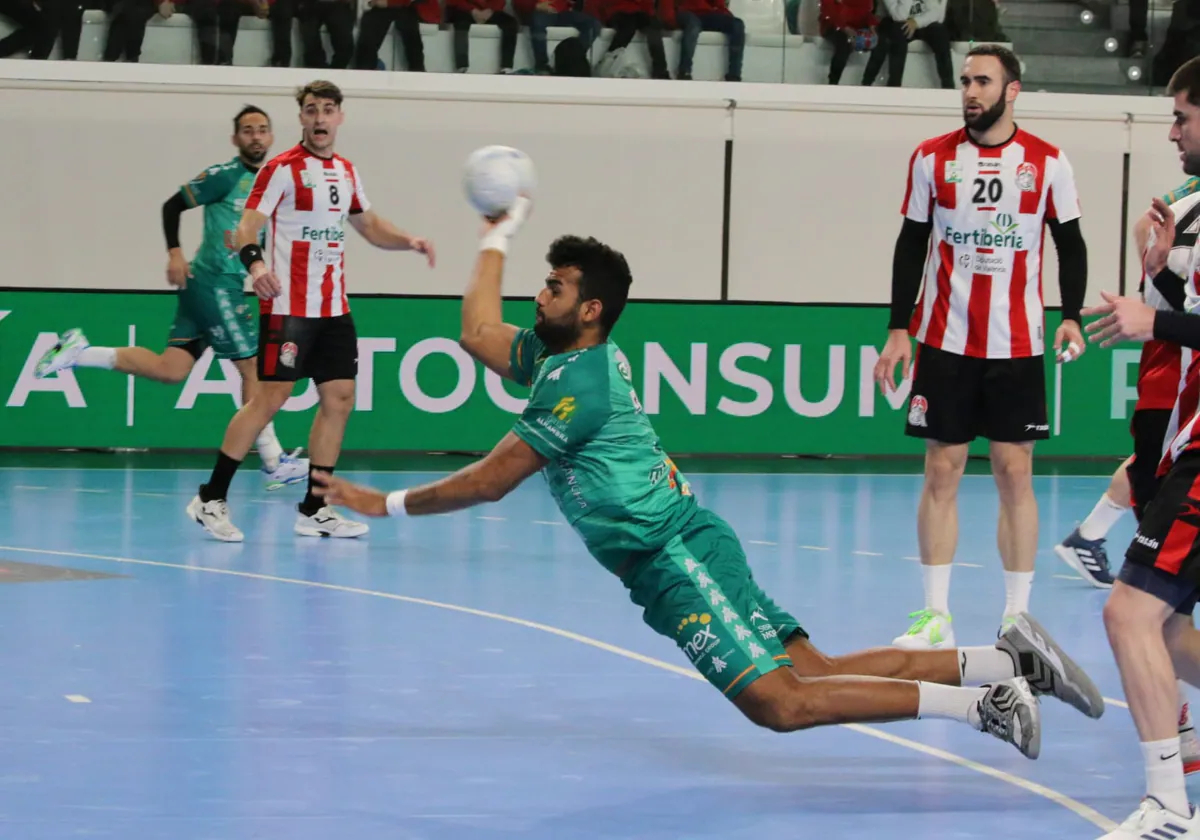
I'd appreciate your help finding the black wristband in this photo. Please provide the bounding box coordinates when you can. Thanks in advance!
[239,243,264,270]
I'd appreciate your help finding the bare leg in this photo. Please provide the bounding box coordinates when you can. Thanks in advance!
[111,346,196,383]
[991,441,1037,621]
[787,634,963,684]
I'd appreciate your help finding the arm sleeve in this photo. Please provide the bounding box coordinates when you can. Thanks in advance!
[180,164,237,208]
[511,364,608,460]
[509,328,547,387]
[1046,217,1087,324]
[162,193,189,251]
[1154,309,1200,351]
[1152,268,1188,311]
[244,162,290,217]
[347,162,371,215]
[889,218,932,330]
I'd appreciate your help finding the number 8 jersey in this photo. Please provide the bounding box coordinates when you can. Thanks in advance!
[244,143,371,319]
[901,128,1082,359]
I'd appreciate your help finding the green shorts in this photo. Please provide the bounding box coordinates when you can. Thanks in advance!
[167,279,258,361]
[624,507,807,700]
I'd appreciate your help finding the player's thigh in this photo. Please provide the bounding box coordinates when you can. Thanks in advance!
[905,343,986,445]
[628,516,792,700]
[1121,451,1200,617]
[257,314,317,383]
[307,313,359,387]
[202,286,259,363]
[979,355,1048,443]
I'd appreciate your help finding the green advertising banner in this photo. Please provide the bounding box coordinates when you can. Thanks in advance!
[0,291,1143,457]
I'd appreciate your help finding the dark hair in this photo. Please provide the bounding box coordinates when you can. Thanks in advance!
[546,235,633,338]
[295,80,343,107]
[967,43,1022,85]
[1170,57,1200,107]
[233,105,269,133]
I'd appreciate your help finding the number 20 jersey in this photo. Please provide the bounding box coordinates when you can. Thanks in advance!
[900,127,1082,360]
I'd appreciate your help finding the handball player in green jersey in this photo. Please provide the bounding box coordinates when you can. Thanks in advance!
[35,105,308,490]
[313,198,1105,758]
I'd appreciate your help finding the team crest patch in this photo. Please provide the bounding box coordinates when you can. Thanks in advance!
[301,170,316,189]
[908,395,929,427]
[280,341,298,367]
[1016,162,1038,192]
[944,160,962,184]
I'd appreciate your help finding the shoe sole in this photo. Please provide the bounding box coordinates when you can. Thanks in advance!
[1053,544,1114,589]
[1008,678,1041,760]
[999,612,1105,719]
[294,525,369,538]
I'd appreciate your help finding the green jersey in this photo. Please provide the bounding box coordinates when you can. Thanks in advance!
[179,157,261,281]
[1163,177,1200,205]
[508,329,699,576]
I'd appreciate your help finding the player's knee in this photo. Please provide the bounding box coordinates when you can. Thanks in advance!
[737,677,819,732]
[923,456,964,498]
[317,382,355,417]
[991,450,1033,493]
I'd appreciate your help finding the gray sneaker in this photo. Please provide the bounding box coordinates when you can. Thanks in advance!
[978,677,1041,760]
[996,611,1105,720]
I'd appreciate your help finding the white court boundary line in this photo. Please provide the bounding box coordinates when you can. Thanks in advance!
[0,544,1119,832]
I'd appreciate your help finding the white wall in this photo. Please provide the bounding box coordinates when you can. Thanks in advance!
[0,62,1180,305]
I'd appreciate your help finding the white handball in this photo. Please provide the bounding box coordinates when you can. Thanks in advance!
[462,145,535,219]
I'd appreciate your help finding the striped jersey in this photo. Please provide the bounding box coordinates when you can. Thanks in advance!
[901,127,1082,359]
[244,143,370,318]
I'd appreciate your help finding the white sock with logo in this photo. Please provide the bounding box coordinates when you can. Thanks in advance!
[922,563,952,616]
[917,682,987,729]
[1143,736,1190,816]
[256,422,284,473]
[1003,570,1033,618]
[1078,492,1128,541]
[957,647,1019,685]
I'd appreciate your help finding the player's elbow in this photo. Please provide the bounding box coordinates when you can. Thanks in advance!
[478,477,510,503]
[458,329,485,360]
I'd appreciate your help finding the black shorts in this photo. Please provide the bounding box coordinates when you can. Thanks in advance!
[904,343,1048,444]
[1123,450,1200,614]
[257,313,358,385]
[1128,408,1173,522]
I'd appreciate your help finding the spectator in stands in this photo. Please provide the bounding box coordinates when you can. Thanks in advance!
[190,0,262,65]
[0,0,55,58]
[861,0,954,88]
[514,0,600,75]
[674,0,743,81]
[1128,0,1148,57]
[445,0,519,72]
[354,0,428,70]
[598,0,668,78]
[102,0,168,61]
[819,0,877,84]
[297,0,354,68]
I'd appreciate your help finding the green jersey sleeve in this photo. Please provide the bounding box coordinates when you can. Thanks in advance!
[509,328,547,387]
[180,163,240,209]
[512,357,610,460]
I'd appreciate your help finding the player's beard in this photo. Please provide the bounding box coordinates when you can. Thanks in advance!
[963,95,1006,134]
[533,311,582,354]
[1184,149,1200,177]
[242,145,267,164]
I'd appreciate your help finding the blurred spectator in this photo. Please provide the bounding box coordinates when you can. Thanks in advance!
[1153,0,1200,86]
[598,0,668,78]
[862,0,953,88]
[445,0,518,73]
[297,0,353,67]
[514,0,599,75]
[1128,0,1148,57]
[0,0,54,57]
[673,0,743,81]
[819,0,877,84]
[102,0,168,61]
[945,0,1004,41]
[190,0,262,65]
[354,0,431,70]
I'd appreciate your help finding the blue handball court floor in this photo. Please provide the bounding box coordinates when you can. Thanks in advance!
[0,450,1178,839]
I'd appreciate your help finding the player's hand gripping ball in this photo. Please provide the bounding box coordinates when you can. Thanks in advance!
[462,146,536,220]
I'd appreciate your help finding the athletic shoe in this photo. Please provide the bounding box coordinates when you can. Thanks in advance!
[977,677,1041,759]
[892,608,955,649]
[996,611,1105,719]
[262,448,309,491]
[1054,527,1115,588]
[294,506,369,538]
[186,494,244,542]
[1099,796,1200,839]
[34,328,89,378]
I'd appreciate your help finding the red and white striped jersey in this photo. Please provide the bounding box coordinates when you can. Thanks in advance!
[901,127,1082,359]
[245,144,370,319]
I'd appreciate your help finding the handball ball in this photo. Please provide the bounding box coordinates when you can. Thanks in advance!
[462,145,536,218]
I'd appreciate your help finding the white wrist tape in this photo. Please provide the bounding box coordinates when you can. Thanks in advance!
[479,231,510,254]
[386,489,409,517]
[478,196,532,254]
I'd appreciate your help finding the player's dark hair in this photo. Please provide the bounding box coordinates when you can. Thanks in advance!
[547,235,633,338]
[296,80,343,108]
[967,43,1021,85]
[1170,57,1200,107]
[233,105,269,132]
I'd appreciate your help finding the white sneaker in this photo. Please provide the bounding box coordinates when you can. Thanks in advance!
[35,328,89,378]
[1099,796,1200,839]
[186,494,244,542]
[262,448,309,491]
[893,609,956,649]
[294,505,369,538]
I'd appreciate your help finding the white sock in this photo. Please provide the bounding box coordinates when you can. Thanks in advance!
[1142,736,1190,816]
[1181,682,1193,734]
[958,647,1019,685]
[77,347,117,369]
[1078,492,1128,541]
[256,422,284,472]
[1003,570,1034,618]
[917,681,987,730]
[922,563,952,615]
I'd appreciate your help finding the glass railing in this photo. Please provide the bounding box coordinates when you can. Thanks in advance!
[0,0,1178,96]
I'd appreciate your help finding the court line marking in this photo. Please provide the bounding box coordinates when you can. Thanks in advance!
[0,544,1118,833]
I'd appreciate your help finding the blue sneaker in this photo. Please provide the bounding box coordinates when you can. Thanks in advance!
[1053,527,1115,589]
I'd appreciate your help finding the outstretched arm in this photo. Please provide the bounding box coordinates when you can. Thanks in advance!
[349,210,435,265]
[311,432,547,517]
